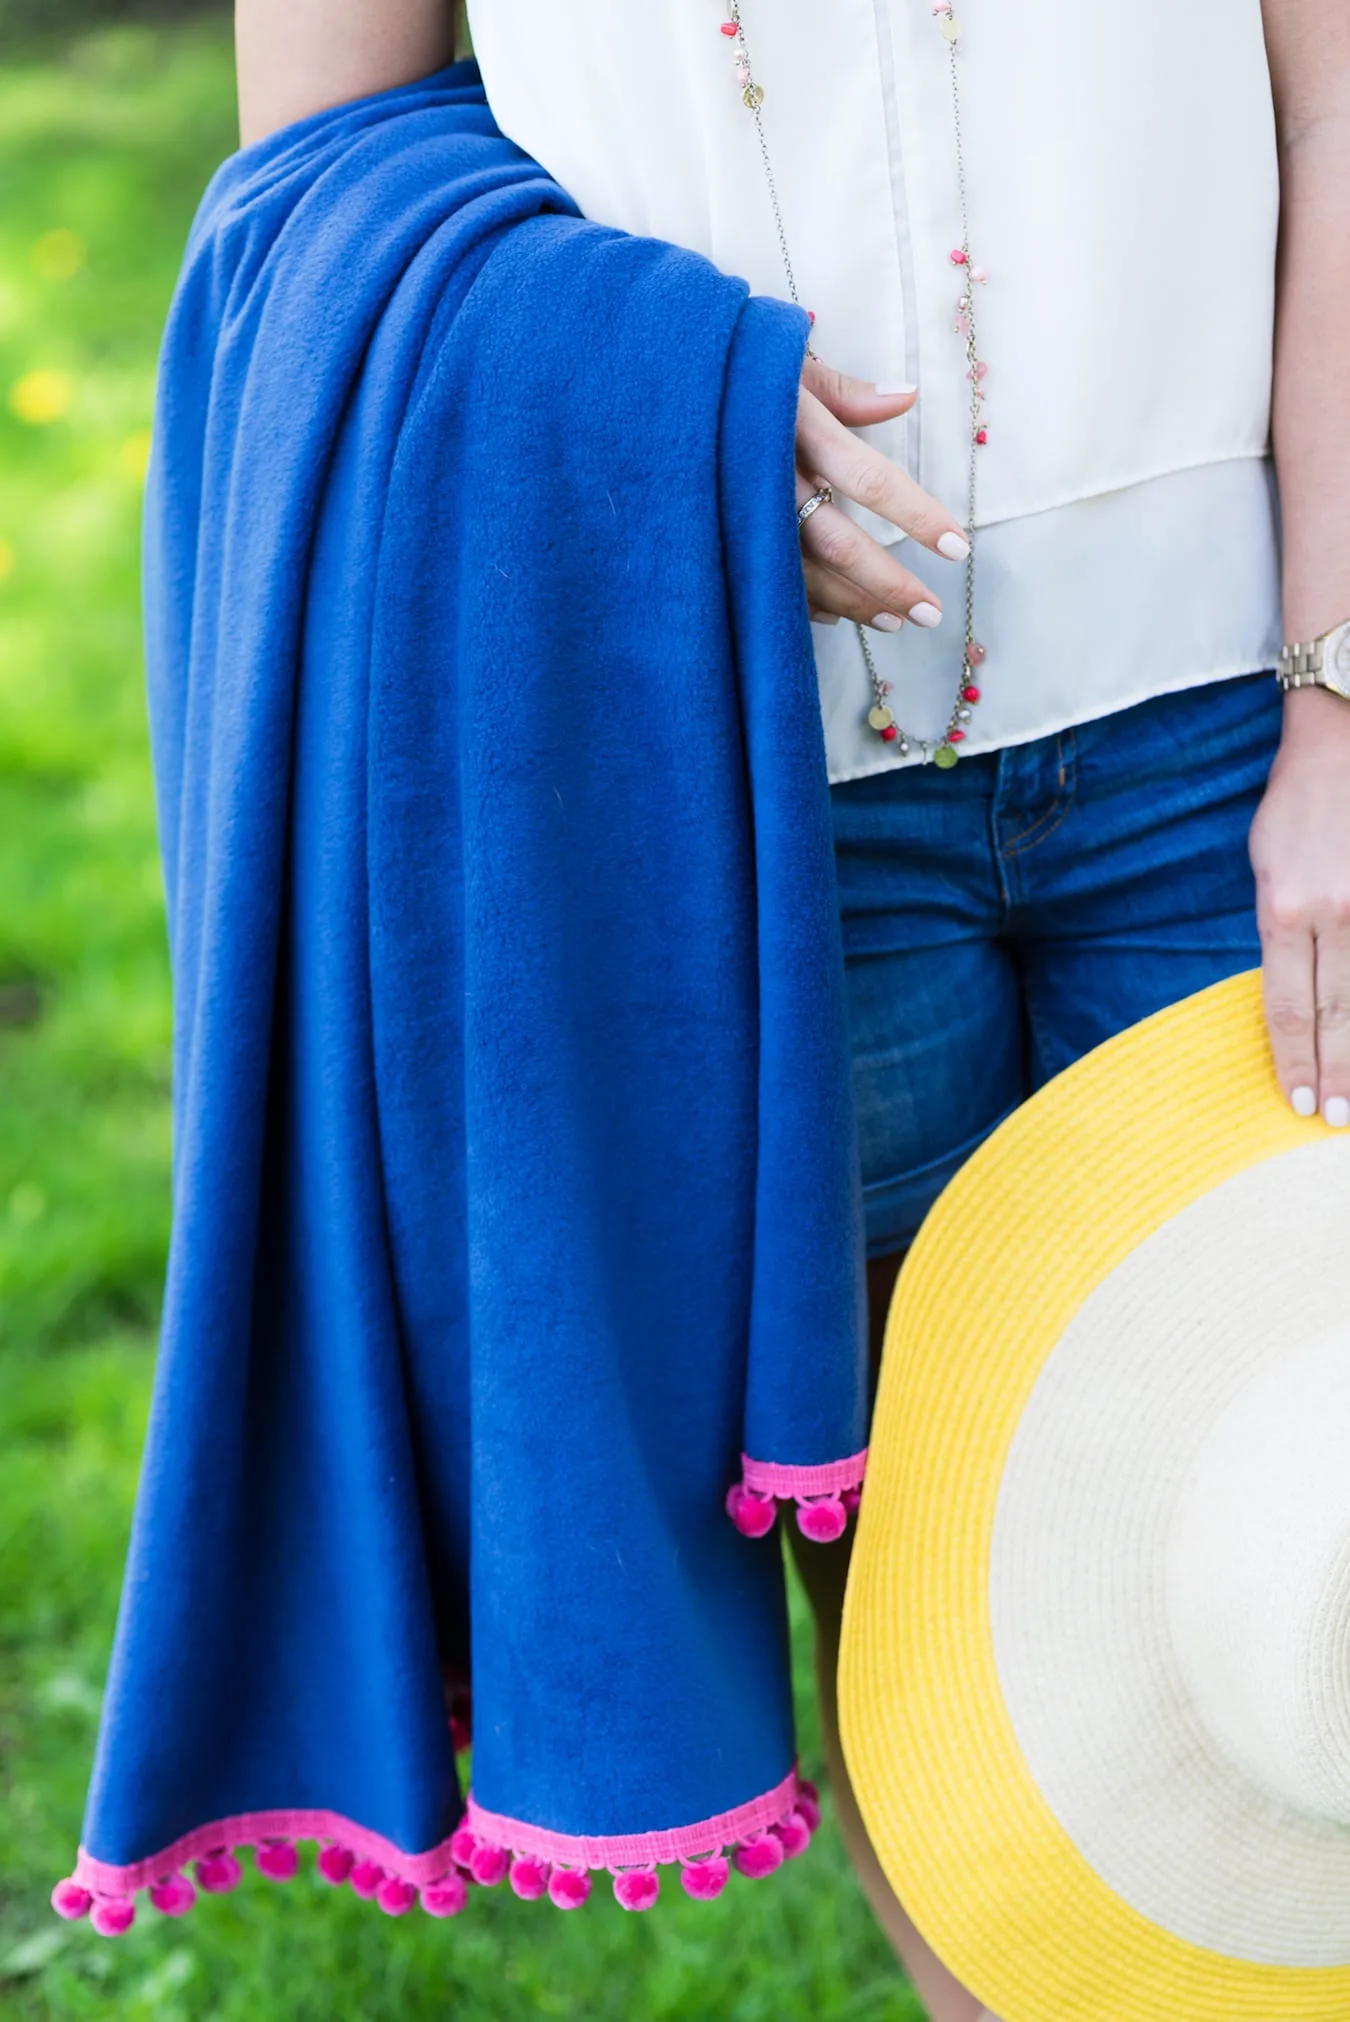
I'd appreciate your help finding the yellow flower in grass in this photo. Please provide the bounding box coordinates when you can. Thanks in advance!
[9,369,73,426]
[0,538,14,581]
[119,428,153,483]
[31,228,86,282]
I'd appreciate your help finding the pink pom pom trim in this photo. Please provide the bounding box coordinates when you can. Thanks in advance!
[377,1876,419,1915]
[149,1872,198,1916]
[796,1780,822,1834]
[613,1867,660,1912]
[732,1832,785,1881]
[420,1873,469,1917]
[680,1854,729,1900]
[317,1843,354,1885]
[796,1494,848,1544]
[469,1842,510,1888]
[255,1840,298,1882]
[51,1880,92,1921]
[509,1855,551,1900]
[53,1765,821,1929]
[727,1451,866,1539]
[195,1851,242,1894]
[548,1866,592,1910]
[90,1897,136,1937]
[725,1482,778,1537]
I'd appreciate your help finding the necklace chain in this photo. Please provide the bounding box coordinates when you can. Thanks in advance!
[725,1,989,767]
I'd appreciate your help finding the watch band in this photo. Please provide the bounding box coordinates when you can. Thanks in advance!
[1277,619,1350,697]
[1278,639,1327,688]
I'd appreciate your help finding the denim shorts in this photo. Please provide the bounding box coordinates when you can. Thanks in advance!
[830,672,1283,1259]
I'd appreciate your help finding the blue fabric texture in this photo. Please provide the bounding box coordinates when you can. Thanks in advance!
[78,63,867,1875]
[832,672,1281,1255]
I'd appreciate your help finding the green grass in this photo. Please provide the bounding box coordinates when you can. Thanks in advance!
[0,21,920,2020]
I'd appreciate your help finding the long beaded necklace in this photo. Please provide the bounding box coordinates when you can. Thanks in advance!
[721,0,988,768]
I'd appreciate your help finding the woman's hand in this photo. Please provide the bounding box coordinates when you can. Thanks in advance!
[795,356,969,632]
[1250,689,1350,1127]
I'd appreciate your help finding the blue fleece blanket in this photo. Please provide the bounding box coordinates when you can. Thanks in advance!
[59,64,867,1925]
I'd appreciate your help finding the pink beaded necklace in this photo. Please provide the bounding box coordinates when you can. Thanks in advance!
[721,0,989,767]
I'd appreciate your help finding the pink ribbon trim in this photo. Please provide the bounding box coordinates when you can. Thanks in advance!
[466,1764,800,1869]
[69,1762,806,1896]
[74,1811,460,1895]
[740,1448,867,1499]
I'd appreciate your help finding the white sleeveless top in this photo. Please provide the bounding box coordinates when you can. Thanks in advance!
[467,0,1283,784]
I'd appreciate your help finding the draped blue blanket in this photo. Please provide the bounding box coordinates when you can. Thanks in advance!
[62,63,867,1922]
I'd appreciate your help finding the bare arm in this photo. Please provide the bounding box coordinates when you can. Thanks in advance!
[1265,0,1350,638]
[235,0,460,148]
[1251,0,1350,1124]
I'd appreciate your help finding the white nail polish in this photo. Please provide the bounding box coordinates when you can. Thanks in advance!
[1292,1084,1317,1118]
[874,382,917,398]
[908,601,943,629]
[937,531,971,563]
[871,612,904,633]
[1325,1096,1350,1129]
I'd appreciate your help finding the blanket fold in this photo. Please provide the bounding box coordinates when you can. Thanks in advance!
[55,62,867,1931]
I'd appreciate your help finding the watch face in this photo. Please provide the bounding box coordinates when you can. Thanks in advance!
[1333,626,1350,684]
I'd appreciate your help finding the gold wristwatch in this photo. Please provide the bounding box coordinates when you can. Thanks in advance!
[1277,619,1350,699]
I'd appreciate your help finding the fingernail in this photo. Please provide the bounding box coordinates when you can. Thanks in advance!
[874,382,917,398]
[908,602,943,629]
[1292,1084,1317,1118]
[871,613,904,633]
[937,531,971,563]
[1325,1096,1350,1129]
[812,611,841,626]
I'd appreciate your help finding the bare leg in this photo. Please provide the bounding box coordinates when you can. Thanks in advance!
[787,1251,1000,2022]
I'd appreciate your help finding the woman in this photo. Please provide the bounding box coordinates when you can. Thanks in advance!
[219,2,1350,2013]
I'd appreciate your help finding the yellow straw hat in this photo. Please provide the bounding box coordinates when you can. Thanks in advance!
[839,969,1350,2022]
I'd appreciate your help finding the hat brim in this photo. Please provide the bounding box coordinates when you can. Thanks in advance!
[838,970,1350,2021]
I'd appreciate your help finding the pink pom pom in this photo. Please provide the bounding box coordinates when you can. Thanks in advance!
[726,1483,777,1538]
[796,1494,847,1543]
[149,1873,197,1916]
[195,1851,242,1894]
[90,1897,136,1937]
[255,1841,298,1882]
[679,1855,729,1901]
[449,1826,478,1870]
[418,1868,466,1916]
[732,1833,785,1880]
[547,1866,592,1910]
[613,1868,660,1912]
[509,1855,550,1900]
[796,1780,822,1834]
[377,1876,418,1916]
[776,1809,813,1859]
[349,1860,386,1900]
[51,1878,92,1921]
[842,1485,862,1515]
[317,1844,354,1886]
[420,1873,469,1918]
[469,1841,510,1887]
